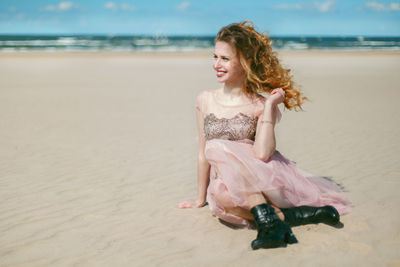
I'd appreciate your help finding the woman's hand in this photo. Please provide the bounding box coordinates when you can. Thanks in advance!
[178,199,207,209]
[266,88,285,106]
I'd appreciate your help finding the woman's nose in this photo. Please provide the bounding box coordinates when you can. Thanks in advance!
[213,58,221,69]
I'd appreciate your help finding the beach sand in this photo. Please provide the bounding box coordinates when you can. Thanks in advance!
[0,50,399,266]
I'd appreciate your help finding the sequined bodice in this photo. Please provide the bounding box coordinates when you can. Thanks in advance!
[204,113,258,141]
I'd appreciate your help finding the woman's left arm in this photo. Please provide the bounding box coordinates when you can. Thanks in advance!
[253,88,285,162]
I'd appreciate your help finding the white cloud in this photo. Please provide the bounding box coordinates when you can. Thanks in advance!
[59,2,73,11]
[274,4,302,10]
[104,2,136,12]
[366,1,400,11]
[41,2,76,12]
[314,0,335,13]
[273,0,335,12]
[121,3,136,11]
[389,3,400,10]
[43,5,57,11]
[104,2,118,11]
[177,2,190,11]
[366,1,386,10]
[8,6,17,12]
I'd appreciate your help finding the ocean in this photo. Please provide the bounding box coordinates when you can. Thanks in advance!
[0,35,399,52]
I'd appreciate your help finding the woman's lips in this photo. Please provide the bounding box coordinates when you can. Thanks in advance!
[216,70,226,77]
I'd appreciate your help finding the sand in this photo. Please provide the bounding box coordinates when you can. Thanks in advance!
[0,50,399,266]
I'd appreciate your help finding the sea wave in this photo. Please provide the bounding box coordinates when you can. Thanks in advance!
[0,35,399,52]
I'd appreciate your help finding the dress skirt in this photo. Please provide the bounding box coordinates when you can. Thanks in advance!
[204,138,352,228]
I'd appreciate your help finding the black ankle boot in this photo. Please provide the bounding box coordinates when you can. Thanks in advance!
[280,205,340,227]
[250,203,298,250]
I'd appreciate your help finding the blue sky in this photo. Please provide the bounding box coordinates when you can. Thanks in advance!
[0,0,399,36]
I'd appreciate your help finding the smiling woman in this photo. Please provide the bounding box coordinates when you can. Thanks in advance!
[179,20,352,250]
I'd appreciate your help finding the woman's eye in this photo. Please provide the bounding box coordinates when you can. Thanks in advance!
[223,57,229,61]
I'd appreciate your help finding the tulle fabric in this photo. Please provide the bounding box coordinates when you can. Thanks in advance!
[205,139,352,228]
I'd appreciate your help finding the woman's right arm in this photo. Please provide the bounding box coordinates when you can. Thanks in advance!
[178,109,210,208]
[195,108,211,206]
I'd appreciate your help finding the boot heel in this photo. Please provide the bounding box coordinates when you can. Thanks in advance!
[286,230,298,244]
[281,223,298,244]
[251,223,297,249]
[250,203,298,250]
[251,236,287,249]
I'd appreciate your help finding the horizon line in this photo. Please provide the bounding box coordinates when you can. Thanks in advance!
[0,33,400,38]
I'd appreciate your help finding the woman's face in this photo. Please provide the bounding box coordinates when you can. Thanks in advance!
[213,41,246,85]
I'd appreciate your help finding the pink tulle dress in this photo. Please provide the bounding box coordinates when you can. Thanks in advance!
[196,90,352,228]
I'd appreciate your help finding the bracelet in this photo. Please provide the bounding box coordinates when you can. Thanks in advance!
[260,120,274,125]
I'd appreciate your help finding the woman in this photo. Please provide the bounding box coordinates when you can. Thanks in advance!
[179,21,351,250]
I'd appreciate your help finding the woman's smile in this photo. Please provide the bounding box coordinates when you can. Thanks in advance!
[216,70,227,77]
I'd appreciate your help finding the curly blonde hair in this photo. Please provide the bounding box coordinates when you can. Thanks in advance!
[216,20,307,110]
